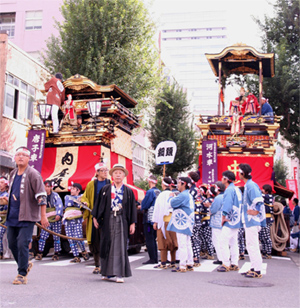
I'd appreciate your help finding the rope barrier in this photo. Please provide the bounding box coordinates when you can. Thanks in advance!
[270,202,289,252]
[0,222,86,242]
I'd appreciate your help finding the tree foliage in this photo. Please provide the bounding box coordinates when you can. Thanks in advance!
[256,0,300,159]
[148,82,197,177]
[273,158,289,186]
[43,0,160,112]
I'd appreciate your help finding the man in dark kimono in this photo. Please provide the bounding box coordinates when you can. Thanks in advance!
[92,164,137,283]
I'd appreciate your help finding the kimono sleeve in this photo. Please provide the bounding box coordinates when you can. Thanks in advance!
[222,188,234,215]
[30,170,46,202]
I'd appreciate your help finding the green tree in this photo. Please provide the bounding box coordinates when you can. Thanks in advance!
[273,158,289,186]
[256,0,300,159]
[43,0,160,112]
[148,82,197,177]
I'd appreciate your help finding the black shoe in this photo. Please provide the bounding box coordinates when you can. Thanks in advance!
[213,260,222,265]
[142,259,156,265]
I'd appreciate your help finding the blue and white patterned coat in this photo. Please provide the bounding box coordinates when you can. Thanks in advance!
[242,179,266,228]
[167,189,194,236]
[210,192,224,229]
[222,183,242,229]
[47,191,63,217]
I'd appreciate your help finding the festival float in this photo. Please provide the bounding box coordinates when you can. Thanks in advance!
[197,44,293,254]
[28,74,145,254]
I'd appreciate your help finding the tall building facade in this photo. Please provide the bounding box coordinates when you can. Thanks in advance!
[159,9,229,115]
[0,0,63,60]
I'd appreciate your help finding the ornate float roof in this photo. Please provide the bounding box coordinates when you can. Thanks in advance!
[63,74,138,108]
[205,44,275,77]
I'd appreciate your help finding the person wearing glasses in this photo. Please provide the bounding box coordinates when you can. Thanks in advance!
[81,162,110,274]
[6,147,48,285]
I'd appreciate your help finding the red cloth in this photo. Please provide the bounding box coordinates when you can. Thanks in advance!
[241,94,260,115]
[64,99,76,119]
[44,77,65,107]
[198,154,273,189]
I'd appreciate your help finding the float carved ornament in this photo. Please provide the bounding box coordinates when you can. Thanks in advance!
[224,54,257,60]
[228,66,258,75]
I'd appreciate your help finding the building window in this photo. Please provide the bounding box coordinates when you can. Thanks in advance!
[132,143,145,166]
[0,13,16,38]
[25,11,43,30]
[3,74,36,122]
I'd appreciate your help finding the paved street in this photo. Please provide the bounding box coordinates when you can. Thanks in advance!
[0,250,299,308]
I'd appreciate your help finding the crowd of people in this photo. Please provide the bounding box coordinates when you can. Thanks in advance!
[0,146,299,285]
[142,165,299,279]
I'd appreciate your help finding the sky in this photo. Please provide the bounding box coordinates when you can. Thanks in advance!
[148,0,276,50]
[145,0,277,111]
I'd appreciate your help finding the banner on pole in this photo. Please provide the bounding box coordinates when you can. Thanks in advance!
[155,141,177,165]
[27,130,46,173]
[202,140,218,184]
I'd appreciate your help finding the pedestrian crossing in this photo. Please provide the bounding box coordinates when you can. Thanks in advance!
[0,255,289,274]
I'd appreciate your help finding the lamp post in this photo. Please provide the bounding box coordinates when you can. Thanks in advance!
[37,102,52,127]
[87,100,102,128]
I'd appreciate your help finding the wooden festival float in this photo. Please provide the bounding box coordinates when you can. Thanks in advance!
[196,44,293,254]
[28,74,145,253]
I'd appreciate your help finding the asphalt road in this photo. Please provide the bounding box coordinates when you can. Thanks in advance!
[0,250,299,308]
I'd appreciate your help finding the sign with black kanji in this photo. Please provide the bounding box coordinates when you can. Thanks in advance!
[155,141,177,165]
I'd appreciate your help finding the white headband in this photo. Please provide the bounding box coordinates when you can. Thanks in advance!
[162,180,170,186]
[15,148,30,156]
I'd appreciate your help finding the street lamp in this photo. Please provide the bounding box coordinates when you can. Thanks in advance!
[37,102,52,127]
[87,100,102,128]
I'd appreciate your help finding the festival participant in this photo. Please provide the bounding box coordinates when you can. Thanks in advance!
[292,198,299,228]
[141,174,160,265]
[261,97,274,116]
[229,98,243,135]
[167,177,194,272]
[239,163,266,278]
[259,184,274,259]
[93,164,136,283]
[152,177,178,269]
[199,185,216,260]
[63,182,90,263]
[82,162,110,274]
[170,178,180,196]
[238,227,246,260]
[44,73,65,134]
[61,94,77,128]
[0,177,9,259]
[35,180,63,261]
[188,172,202,266]
[209,181,225,265]
[6,146,49,285]
[241,93,260,115]
[217,171,242,273]
[191,186,205,266]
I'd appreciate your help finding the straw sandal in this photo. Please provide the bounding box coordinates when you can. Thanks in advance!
[229,264,239,271]
[52,254,59,261]
[186,265,194,271]
[70,257,81,263]
[245,271,262,278]
[93,267,101,274]
[171,267,187,273]
[217,264,230,272]
[26,261,33,276]
[82,251,90,261]
[13,275,28,285]
[35,253,43,261]
[154,263,168,269]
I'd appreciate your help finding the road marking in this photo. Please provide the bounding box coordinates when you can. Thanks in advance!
[239,262,267,275]
[42,260,77,266]
[129,256,144,262]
